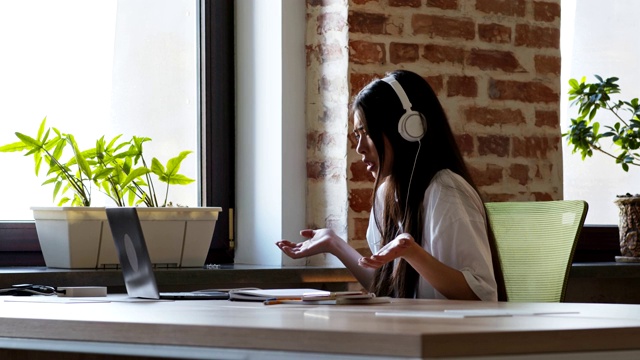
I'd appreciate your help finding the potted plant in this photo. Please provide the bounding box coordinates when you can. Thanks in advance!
[564,75,640,261]
[0,118,221,268]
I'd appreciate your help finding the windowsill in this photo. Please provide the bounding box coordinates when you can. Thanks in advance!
[566,261,640,304]
[570,261,640,278]
[0,265,357,293]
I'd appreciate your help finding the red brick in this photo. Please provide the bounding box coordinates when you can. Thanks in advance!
[389,0,421,7]
[515,24,559,49]
[534,1,560,22]
[307,131,339,152]
[468,163,503,187]
[447,76,477,97]
[476,0,525,17]
[307,131,319,151]
[350,0,379,4]
[464,106,525,126]
[308,0,343,6]
[353,217,370,241]
[535,55,560,75]
[427,0,458,10]
[512,136,559,159]
[478,23,511,43]
[483,193,516,202]
[455,133,474,156]
[478,135,510,157]
[425,75,444,94]
[349,40,386,65]
[305,45,314,67]
[307,42,345,64]
[509,163,529,185]
[319,106,342,123]
[467,49,524,72]
[422,44,465,64]
[349,188,373,213]
[488,79,558,103]
[535,110,559,128]
[316,12,348,35]
[307,160,343,180]
[350,73,382,96]
[348,130,357,149]
[412,15,475,40]
[390,42,419,64]
[349,11,388,35]
[532,192,554,201]
[350,160,375,182]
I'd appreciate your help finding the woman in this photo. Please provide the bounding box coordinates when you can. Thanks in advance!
[276,70,505,301]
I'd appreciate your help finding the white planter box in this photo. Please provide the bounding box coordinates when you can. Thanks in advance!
[32,207,222,269]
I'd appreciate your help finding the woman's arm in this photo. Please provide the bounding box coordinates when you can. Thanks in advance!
[358,234,479,300]
[276,229,375,289]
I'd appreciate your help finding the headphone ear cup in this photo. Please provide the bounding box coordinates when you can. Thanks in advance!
[398,111,426,142]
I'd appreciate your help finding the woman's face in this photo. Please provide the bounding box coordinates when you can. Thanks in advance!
[353,110,393,179]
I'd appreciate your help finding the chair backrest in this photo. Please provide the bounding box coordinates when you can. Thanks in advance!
[485,200,588,302]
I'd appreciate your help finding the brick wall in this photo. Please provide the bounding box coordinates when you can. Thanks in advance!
[307,0,561,256]
[305,0,351,265]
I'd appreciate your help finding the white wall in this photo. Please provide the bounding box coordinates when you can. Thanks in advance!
[235,0,307,265]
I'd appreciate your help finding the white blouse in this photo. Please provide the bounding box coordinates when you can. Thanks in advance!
[366,169,498,301]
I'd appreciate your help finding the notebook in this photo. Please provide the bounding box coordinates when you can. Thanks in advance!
[105,207,229,300]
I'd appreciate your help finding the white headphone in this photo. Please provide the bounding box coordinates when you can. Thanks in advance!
[382,76,426,142]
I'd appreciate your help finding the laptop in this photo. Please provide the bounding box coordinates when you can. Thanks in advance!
[105,207,229,300]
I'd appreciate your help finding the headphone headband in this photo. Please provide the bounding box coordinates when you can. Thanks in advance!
[381,75,426,142]
[383,77,413,113]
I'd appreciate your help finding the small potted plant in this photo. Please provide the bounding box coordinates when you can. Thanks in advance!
[563,75,640,261]
[0,118,221,268]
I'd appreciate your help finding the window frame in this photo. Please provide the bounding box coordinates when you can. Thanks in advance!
[0,0,235,266]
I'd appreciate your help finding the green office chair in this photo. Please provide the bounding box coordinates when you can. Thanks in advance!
[485,200,588,302]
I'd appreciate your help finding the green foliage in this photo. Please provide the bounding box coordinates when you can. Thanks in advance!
[0,118,194,207]
[564,75,640,172]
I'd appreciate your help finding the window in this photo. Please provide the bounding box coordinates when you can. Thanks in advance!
[0,0,198,218]
[561,0,640,226]
[0,0,234,265]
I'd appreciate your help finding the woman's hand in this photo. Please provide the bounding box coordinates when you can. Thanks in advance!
[358,233,416,269]
[276,229,340,259]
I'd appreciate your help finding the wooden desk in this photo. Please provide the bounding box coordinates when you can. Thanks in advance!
[1,297,640,359]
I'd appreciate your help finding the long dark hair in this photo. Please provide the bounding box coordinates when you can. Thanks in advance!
[351,70,506,300]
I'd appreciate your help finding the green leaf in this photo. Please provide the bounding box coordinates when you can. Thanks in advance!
[37,117,47,142]
[52,139,66,165]
[66,134,92,178]
[0,141,28,152]
[150,157,165,176]
[127,188,136,206]
[165,174,195,185]
[568,78,579,89]
[41,177,57,185]
[34,152,43,176]
[165,151,192,176]
[53,181,62,201]
[15,132,41,149]
[92,168,114,181]
[122,167,151,188]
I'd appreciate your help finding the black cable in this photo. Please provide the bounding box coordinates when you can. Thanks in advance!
[0,284,57,296]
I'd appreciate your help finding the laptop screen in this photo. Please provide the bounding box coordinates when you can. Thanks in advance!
[106,207,161,299]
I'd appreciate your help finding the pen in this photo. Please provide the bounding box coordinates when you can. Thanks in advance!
[263,297,302,305]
